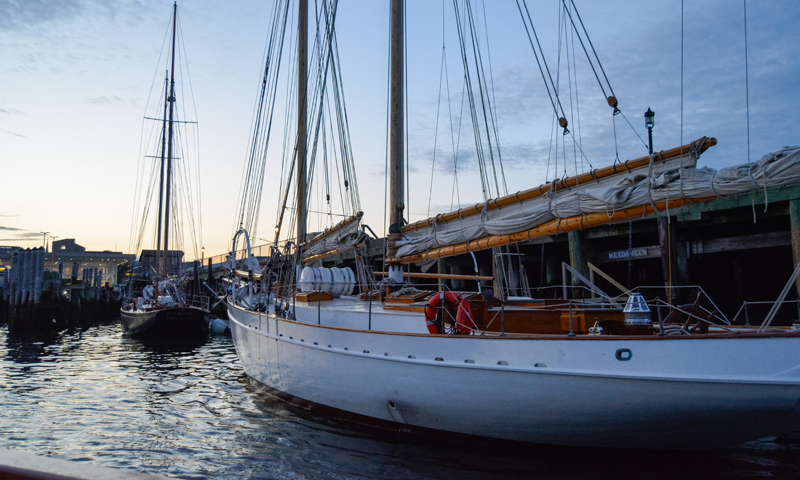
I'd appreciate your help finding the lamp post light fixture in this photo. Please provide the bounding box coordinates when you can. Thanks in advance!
[201,246,205,274]
[644,108,655,155]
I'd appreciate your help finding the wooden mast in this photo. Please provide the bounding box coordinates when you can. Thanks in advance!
[386,0,405,280]
[162,1,178,276]
[296,0,308,248]
[155,73,169,276]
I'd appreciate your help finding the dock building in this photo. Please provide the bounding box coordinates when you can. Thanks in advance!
[0,239,134,288]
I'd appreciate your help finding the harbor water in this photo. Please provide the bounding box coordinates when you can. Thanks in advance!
[1,322,800,479]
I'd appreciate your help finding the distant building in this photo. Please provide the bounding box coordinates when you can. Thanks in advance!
[52,239,85,253]
[0,239,134,287]
[48,239,135,286]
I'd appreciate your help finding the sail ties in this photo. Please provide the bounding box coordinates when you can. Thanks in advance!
[431,215,442,250]
[747,162,770,213]
[470,203,492,251]
[546,179,562,235]
[646,152,665,220]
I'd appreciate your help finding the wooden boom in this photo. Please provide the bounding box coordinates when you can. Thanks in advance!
[301,211,363,251]
[303,241,369,263]
[392,196,716,264]
[400,137,716,235]
[374,271,493,281]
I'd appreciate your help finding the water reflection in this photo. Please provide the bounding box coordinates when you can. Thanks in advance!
[0,323,798,479]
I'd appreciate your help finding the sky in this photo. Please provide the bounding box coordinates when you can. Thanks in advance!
[1,0,798,260]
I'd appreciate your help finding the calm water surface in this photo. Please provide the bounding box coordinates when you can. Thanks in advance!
[1,323,800,479]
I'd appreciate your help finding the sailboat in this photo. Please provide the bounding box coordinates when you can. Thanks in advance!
[226,0,800,449]
[121,2,209,338]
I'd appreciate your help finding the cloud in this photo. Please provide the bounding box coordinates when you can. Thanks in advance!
[0,107,24,115]
[87,95,125,105]
[0,232,42,241]
[1,129,27,138]
[0,0,153,33]
[0,226,41,241]
[0,0,84,32]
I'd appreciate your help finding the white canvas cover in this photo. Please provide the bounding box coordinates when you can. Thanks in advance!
[303,218,369,258]
[395,146,800,259]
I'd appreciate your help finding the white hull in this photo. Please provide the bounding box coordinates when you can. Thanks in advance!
[228,299,800,449]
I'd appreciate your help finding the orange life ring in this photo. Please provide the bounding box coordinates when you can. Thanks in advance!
[424,292,472,335]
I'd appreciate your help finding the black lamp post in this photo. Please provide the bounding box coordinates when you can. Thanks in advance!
[645,108,655,154]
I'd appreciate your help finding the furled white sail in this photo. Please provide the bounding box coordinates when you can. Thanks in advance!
[303,214,369,259]
[395,146,800,259]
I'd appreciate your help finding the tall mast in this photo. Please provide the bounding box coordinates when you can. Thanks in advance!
[296,0,308,247]
[155,72,168,276]
[387,0,405,280]
[162,1,178,276]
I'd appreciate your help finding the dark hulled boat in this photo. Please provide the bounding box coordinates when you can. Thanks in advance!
[121,2,209,339]
[121,301,208,338]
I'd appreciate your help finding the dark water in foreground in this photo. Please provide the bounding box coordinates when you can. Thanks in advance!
[1,323,800,479]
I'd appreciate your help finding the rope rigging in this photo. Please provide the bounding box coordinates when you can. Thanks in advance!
[743,0,751,163]
[130,6,202,269]
[427,24,447,219]
[559,0,618,111]
[516,0,570,135]
[516,0,600,172]
[234,0,362,258]
[234,0,291,242]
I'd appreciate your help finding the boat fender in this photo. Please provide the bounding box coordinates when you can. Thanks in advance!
[342,267,355,296]
[298,267,315,292]
[318,268,333,293]
[330,267,344,295]
[424,292,472,335]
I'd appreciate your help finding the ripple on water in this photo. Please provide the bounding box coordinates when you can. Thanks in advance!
[1,323,800,479]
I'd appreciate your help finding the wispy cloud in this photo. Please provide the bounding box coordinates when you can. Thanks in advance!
[0,107,24,115]
[0,222,42,242]
[0,0,153,33]
[1,129,27,138]
[0,224,42,242]
[0,0,84,32]
[0,236,41,241]
[87,95,125,105]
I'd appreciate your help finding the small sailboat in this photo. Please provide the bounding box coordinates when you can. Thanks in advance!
[226,0,800,449]
[121,2,209,338]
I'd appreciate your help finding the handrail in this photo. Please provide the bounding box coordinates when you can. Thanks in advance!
[758,260,800,332]
[655,298,738,334]
[731,299,800,326]
[561,262,616,306]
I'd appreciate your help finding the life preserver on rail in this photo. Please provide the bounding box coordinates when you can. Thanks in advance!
[424,292,472,335]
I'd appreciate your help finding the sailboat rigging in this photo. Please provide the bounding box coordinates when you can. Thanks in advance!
[225,0,800,449]
[121,2,209,338]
